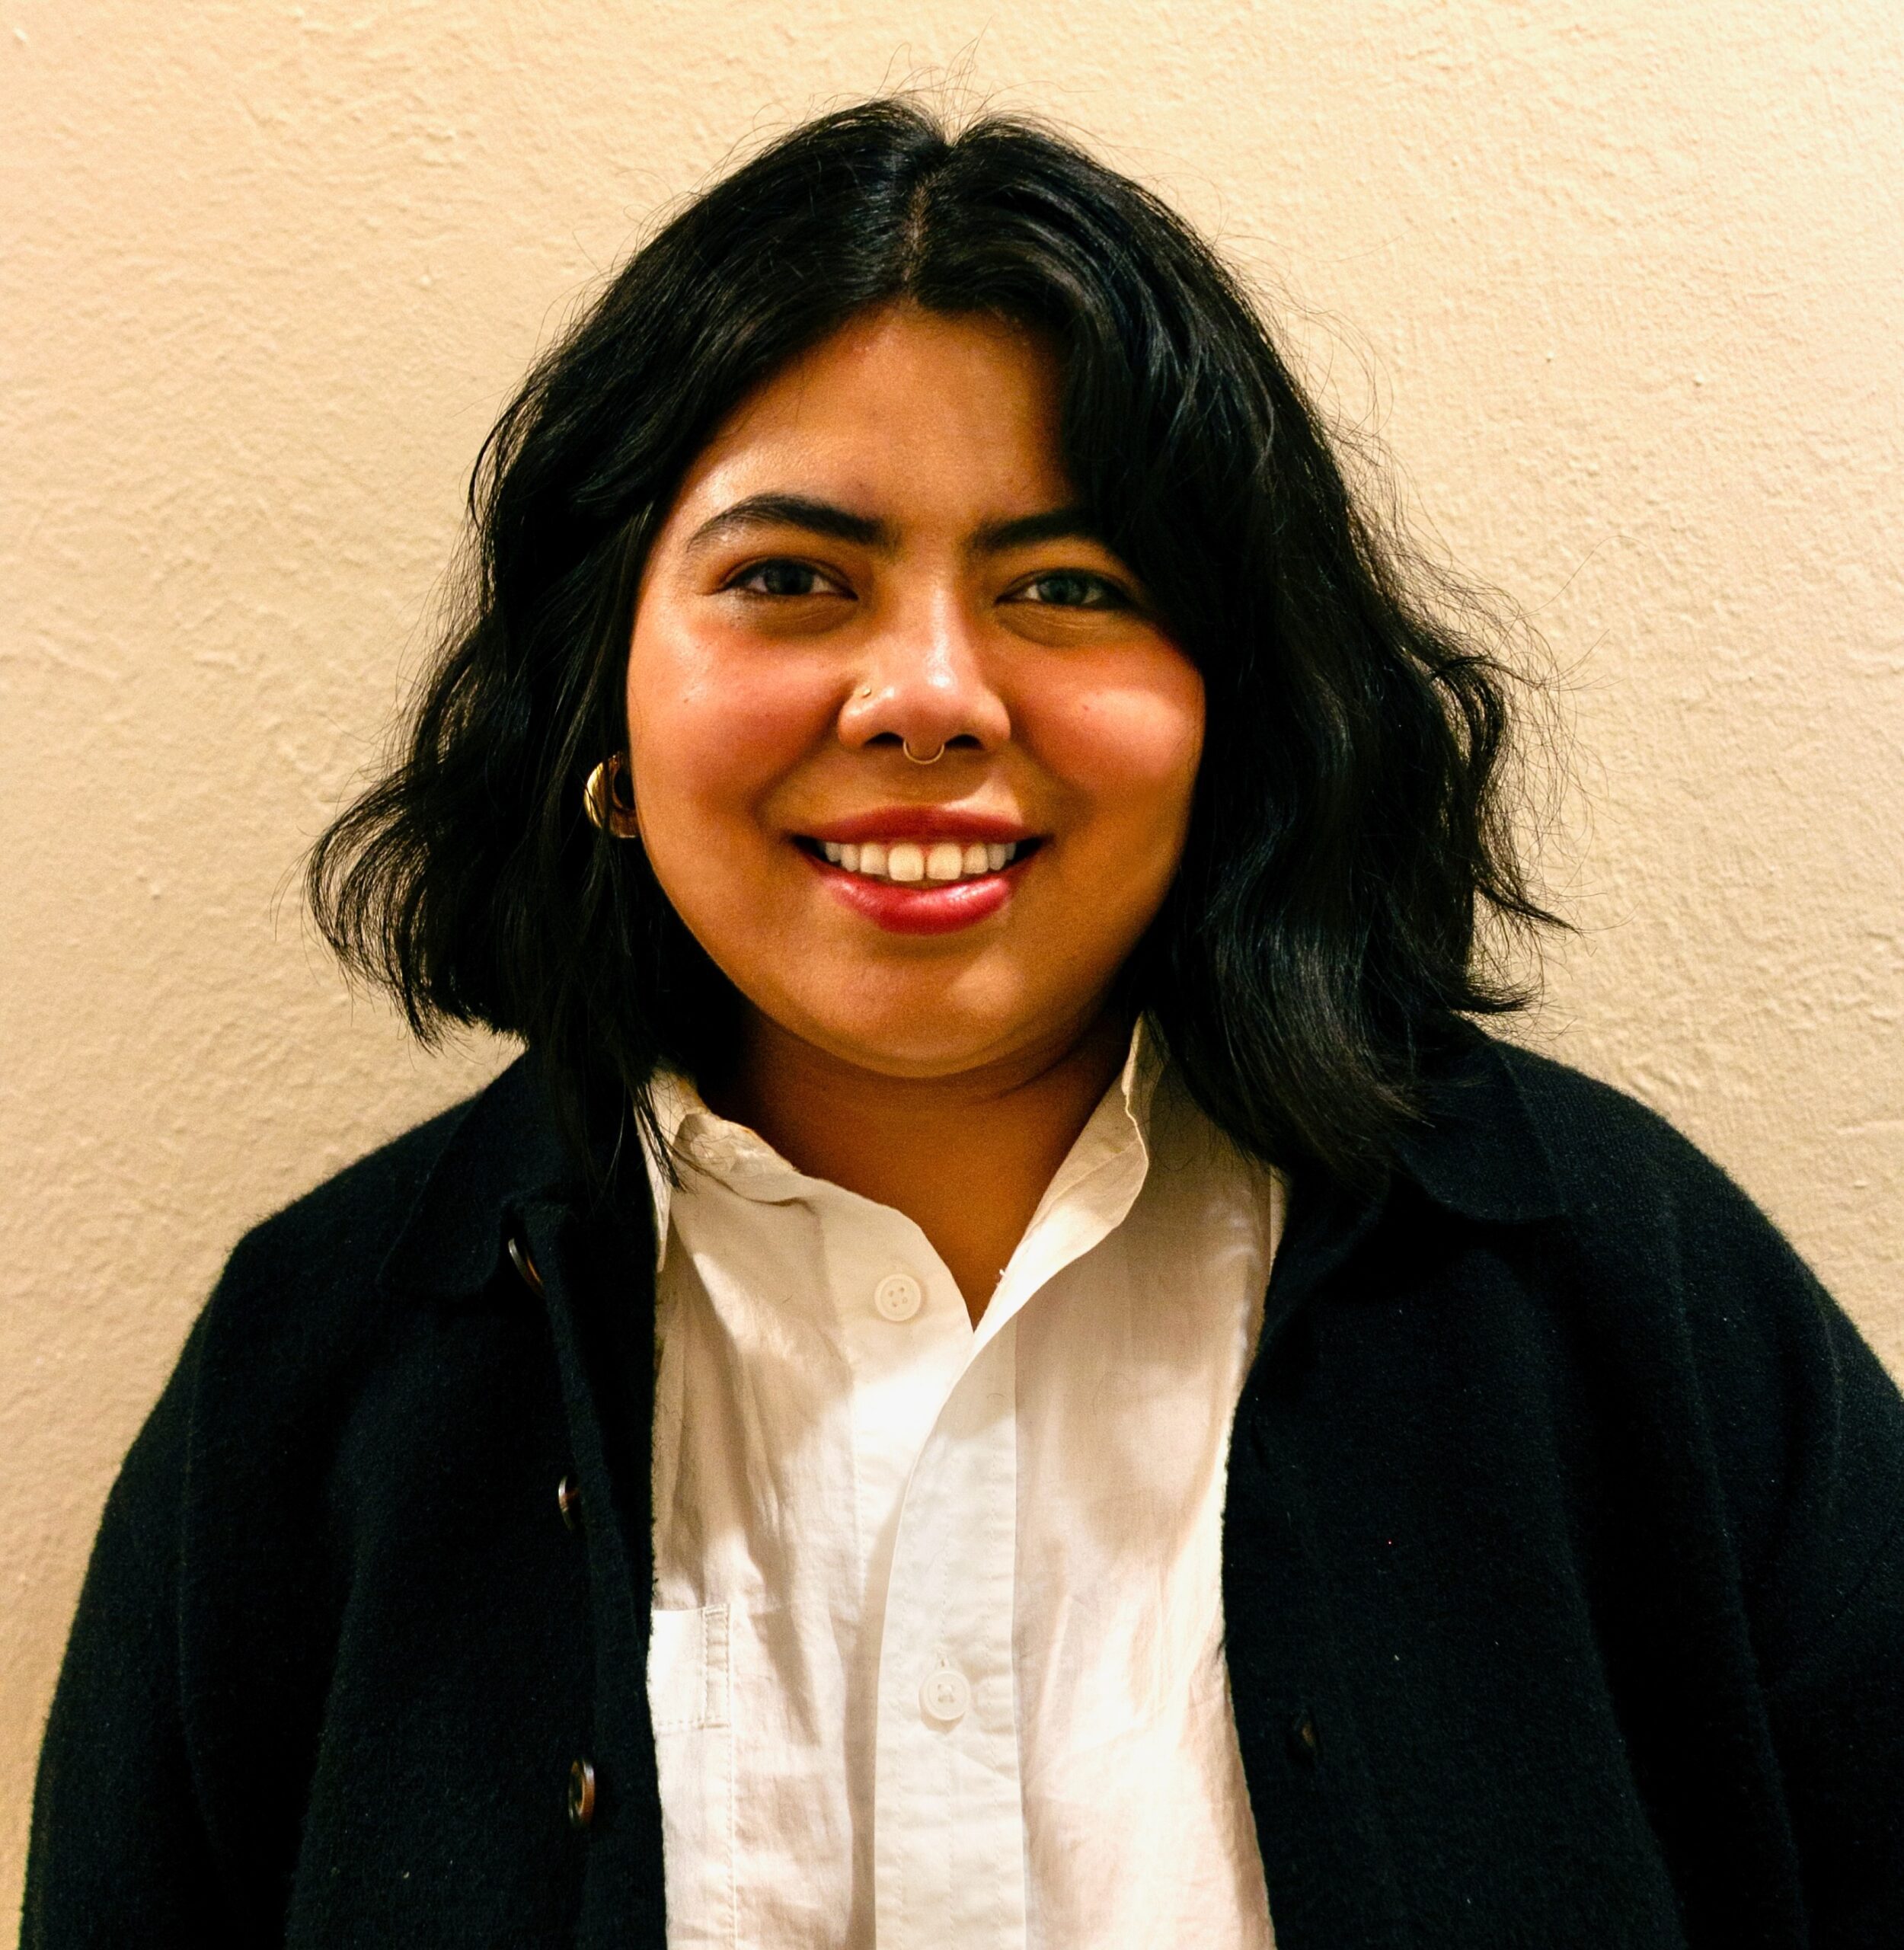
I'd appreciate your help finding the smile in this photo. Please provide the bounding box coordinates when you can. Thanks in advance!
[804,838,1032,884]
[791,824,1046,935]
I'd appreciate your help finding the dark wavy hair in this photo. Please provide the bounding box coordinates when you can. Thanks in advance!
[309,97,1555,1188]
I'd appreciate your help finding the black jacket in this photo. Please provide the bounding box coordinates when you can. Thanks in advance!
[24,1030,1904,1948]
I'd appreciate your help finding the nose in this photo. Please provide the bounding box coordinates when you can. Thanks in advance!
[837,595,1011,762]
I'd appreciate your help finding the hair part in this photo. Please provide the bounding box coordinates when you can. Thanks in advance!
[308,97,1558,1188]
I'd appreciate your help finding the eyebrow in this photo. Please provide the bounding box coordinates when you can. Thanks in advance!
[971,505,1103,553]
[682,494,1107,558]
[685,494,890,554]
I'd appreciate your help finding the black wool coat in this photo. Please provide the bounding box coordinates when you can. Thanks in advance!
[24,1029,1904,1948]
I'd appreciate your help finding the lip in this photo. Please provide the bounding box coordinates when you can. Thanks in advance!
[797,805,1038,846]
[800,836,1037,935]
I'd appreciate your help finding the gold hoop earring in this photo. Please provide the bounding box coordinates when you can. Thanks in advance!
[583,755,641,838]
[902,739,947,765]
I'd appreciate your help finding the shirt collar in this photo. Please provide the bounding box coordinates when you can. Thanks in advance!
[637,1015,1166,1273]
[376,1018,1561,1303]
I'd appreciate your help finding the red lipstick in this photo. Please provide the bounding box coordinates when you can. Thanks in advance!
[794,808,1043,935]
[799,806,1035,846]
[816,861,1018,934]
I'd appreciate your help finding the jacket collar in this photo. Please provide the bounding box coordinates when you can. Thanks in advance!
[376,1022,1564,1303]
[1391,1021,1566,1226]
[375,1049,583,1302]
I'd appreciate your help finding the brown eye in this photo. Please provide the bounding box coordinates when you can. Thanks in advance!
[729,559,849,599]
[1009,571,1129,609]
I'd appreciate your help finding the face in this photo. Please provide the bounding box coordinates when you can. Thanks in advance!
[624,303,1204,1082]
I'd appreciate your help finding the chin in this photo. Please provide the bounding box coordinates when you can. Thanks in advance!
[778,993,1030,1079]
[812,1026,1012,1079]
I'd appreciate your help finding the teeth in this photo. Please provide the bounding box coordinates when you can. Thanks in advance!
[815,838,1023,884]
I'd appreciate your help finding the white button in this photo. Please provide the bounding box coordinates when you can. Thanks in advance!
[873,1272,923,1322]
[919,1664,970,1725]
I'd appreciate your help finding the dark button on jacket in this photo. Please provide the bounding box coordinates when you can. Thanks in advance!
[24,1028,1904,1947]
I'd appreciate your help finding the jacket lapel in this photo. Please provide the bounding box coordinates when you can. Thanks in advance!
[520,1192,669,1946]
[1225,1166,1415,1950]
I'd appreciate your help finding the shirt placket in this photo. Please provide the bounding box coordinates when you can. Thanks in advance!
[862,1125,1150,1949]
[834,1226,973,1651]
[872,1321,1025,1950]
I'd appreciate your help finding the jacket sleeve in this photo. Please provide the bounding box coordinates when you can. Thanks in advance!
[1759,1283,1904,1950]
[1541,1044,1904,1946]
[21,1316,232,1947]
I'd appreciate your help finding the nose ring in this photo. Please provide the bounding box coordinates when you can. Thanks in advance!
[902,739,947,765]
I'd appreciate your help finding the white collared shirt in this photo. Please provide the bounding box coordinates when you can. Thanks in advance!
[642,1020,1283,1948]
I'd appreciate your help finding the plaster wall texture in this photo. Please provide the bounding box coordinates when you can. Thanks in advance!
[2,0,1899,1913]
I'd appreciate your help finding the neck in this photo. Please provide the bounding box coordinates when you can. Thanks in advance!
[708,1004,1134,1325]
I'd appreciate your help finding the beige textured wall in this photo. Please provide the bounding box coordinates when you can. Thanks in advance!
[4,0,1899,1911]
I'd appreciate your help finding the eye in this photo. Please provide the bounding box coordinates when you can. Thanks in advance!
[1005,570,1131,610]
[726,558,851,599]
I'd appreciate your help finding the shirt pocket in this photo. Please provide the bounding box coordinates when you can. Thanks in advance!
[648,1603,735,1944]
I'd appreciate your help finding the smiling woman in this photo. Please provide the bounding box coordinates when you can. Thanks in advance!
[621,308,1207,1309]
[295,102,1548,1207]
[25,98,1904,1950]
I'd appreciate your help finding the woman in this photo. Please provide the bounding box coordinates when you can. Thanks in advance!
[26,99,1902,1949]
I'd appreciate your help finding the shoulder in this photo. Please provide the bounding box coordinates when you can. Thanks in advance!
[212,1049,559,1326]
[147,1050,567,1578]
[1468,1031,1849,1399]
[1465,1032,1902,1644]
[1474,1031,1803,1268]
[1396,1024,1798,1271]
[161,1053,562,1478]
[65,1072,516,1686]
[217,1089,482,1308]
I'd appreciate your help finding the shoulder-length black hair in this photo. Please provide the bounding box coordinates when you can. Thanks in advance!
[310,97,1554,1188]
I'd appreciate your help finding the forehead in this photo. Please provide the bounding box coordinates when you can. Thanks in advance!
[661,304,1072,531]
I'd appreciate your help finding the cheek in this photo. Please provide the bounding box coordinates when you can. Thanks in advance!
[1037,660,1206,841]
[624,624,833,836]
